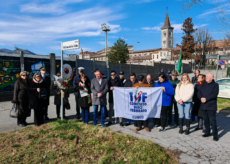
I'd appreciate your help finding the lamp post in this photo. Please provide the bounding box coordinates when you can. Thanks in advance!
[131,42,139,63]
[101,23,110,78]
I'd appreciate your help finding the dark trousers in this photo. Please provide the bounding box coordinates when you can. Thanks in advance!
[202,110,218,138]
[154,106,170,128]
[56,105,65,117]
[34,108,44,125]
[168,100,179,125]
[137,119,148,128]
[81,107,89,123]
[75,95,80,116]
[17,112,26,125]
[43,106,48,117]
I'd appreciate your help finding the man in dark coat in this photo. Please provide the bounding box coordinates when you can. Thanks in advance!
[166,69,172,81]
[107,71,122,126]
[91,70,108,127]
[40,66,51,121]
[158,69,164,76]
[73,67,90,119]
[197,73,219,141]
[124,73,138,127]
[146,74,155,87]
[118,71,126,87]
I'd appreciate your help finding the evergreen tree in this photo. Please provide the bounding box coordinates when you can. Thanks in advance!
[108,38,129,63]
[181,17,196,59]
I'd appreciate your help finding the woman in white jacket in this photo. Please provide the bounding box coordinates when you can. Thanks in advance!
[175,73,194,135]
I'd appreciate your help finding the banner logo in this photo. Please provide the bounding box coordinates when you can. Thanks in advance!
[129,91,147,113]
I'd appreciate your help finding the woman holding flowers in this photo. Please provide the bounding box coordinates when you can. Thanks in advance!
[74,74,92,124]
[52,72,70,119]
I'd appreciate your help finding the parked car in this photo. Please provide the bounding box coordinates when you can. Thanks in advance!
[216,78,230,99]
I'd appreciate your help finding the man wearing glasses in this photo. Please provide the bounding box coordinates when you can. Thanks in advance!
[108,70,122,126]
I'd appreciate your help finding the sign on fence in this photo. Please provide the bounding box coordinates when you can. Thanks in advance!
[62,39,79,50]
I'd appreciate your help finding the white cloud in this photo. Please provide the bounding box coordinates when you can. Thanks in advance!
[0,7,123,45]
[142,23,208,33]
[20,0,85,14]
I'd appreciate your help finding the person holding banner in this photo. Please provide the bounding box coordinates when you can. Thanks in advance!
[133,75,151,132]
[75,74,92,124]
[154,74,175,132]
[124,73,138,127]
[175,73,194,135]
[91,70,109,127]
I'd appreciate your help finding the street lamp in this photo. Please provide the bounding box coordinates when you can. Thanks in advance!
[101,23,110,78]
[132,42,139,63]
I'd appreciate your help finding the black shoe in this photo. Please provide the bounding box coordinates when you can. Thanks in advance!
[107,121,113,126]
[19,123,26,127]
[195,127,202,131]
[120,122,124,127]
[76,114,81,119]
[185,128,189,135]
[179,118,184,134]
[202,129,206,133]
[213,137,219,141]
[45,116,50,121]
[202,134,211,137]
[159,128,166,132]
[184,119,190,135]
[125,123,131,126]
[134,122,138,127]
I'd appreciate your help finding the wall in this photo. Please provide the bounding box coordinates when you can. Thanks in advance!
[0,52,192,101]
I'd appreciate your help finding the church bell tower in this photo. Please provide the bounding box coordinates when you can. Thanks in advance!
[161,12,174,49]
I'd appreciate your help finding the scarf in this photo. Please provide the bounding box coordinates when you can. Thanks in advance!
[79,82,92,104]
[32,78,43,83]
[197,82,203,86]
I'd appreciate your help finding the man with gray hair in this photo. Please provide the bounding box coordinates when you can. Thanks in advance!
[146,74,155,87]
[197,73,219,141]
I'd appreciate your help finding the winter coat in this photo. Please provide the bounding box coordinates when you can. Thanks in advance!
[158,71,165,76]
[29,79,47,110]
[175,81,194,103]
[192,83,204,117]
[52,81,69,106]
[41,75,51,106]
[191,76,198,85]
[74,80,92,108]
[73,74,90,96]
[119,78,126,87]
[12,78,31,117]
[91,78,109,106]
[169,78,180,103]
[197,80,219,111]
[108,77,121,103]
[166,72,172,80]
[146,80,155,87]
[155,81,174,106]
[124,79,138,87]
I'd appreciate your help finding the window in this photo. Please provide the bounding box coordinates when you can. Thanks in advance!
[160,52,162,56]
[144,54,146,56]
[153,55,154,59]
[169,41,171,47]
[169,32,171,37]
[157,55,159,59]
[163,32,166,37]
[139,54,141,56]
[164,52,166,56]
[130,55,132,57]
[135,54,136,56]
[167,52,170,56]
[150,53,152,56]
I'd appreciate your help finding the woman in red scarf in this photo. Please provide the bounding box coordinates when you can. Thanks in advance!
[74,74,92,123]
[192,74,206,132]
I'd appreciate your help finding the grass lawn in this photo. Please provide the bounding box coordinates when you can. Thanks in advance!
[0,120,178,164]
[217,98,230,111]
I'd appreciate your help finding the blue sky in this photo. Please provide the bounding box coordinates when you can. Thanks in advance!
[0,0,229,56]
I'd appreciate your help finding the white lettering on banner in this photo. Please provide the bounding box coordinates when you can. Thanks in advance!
[113,87,163,120]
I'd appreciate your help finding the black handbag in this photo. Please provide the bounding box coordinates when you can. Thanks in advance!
[9,104,19,118]
[38,88,47,99]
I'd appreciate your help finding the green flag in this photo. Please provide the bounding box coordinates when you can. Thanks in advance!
[176,49,182,74]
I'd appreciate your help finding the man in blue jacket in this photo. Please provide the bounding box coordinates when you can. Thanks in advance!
[73,67,90,119]
[197,73,219,141]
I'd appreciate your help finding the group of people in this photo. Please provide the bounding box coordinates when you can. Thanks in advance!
[13,66,219,141]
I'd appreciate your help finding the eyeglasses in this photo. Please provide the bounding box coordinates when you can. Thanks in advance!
[21,75,27,77]
[57,75,61,77]
[111,74,116,76]
[36,76,41,78]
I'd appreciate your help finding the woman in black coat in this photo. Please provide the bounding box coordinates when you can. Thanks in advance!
[52,72,69,119]
[74,74,92,123]
[12,71,30,127]
[29,73,47,126]
[192,74,206,131]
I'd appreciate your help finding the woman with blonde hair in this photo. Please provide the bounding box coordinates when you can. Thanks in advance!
[175,73,194,135]
[12,71,30,127]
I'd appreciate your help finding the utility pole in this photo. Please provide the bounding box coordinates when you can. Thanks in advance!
[101,23,110,78]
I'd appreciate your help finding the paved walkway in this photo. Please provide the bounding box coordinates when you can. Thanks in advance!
[0,71,229,164]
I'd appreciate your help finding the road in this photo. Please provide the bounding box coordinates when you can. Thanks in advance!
[0,70,229,164]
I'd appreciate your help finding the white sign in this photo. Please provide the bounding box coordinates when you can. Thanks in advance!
[62,39,79,50]
[113,87,163,120]
[221,65,225,69]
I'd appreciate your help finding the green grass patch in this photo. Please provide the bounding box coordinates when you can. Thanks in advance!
[217,98,230,111]
[0,120,178,164]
